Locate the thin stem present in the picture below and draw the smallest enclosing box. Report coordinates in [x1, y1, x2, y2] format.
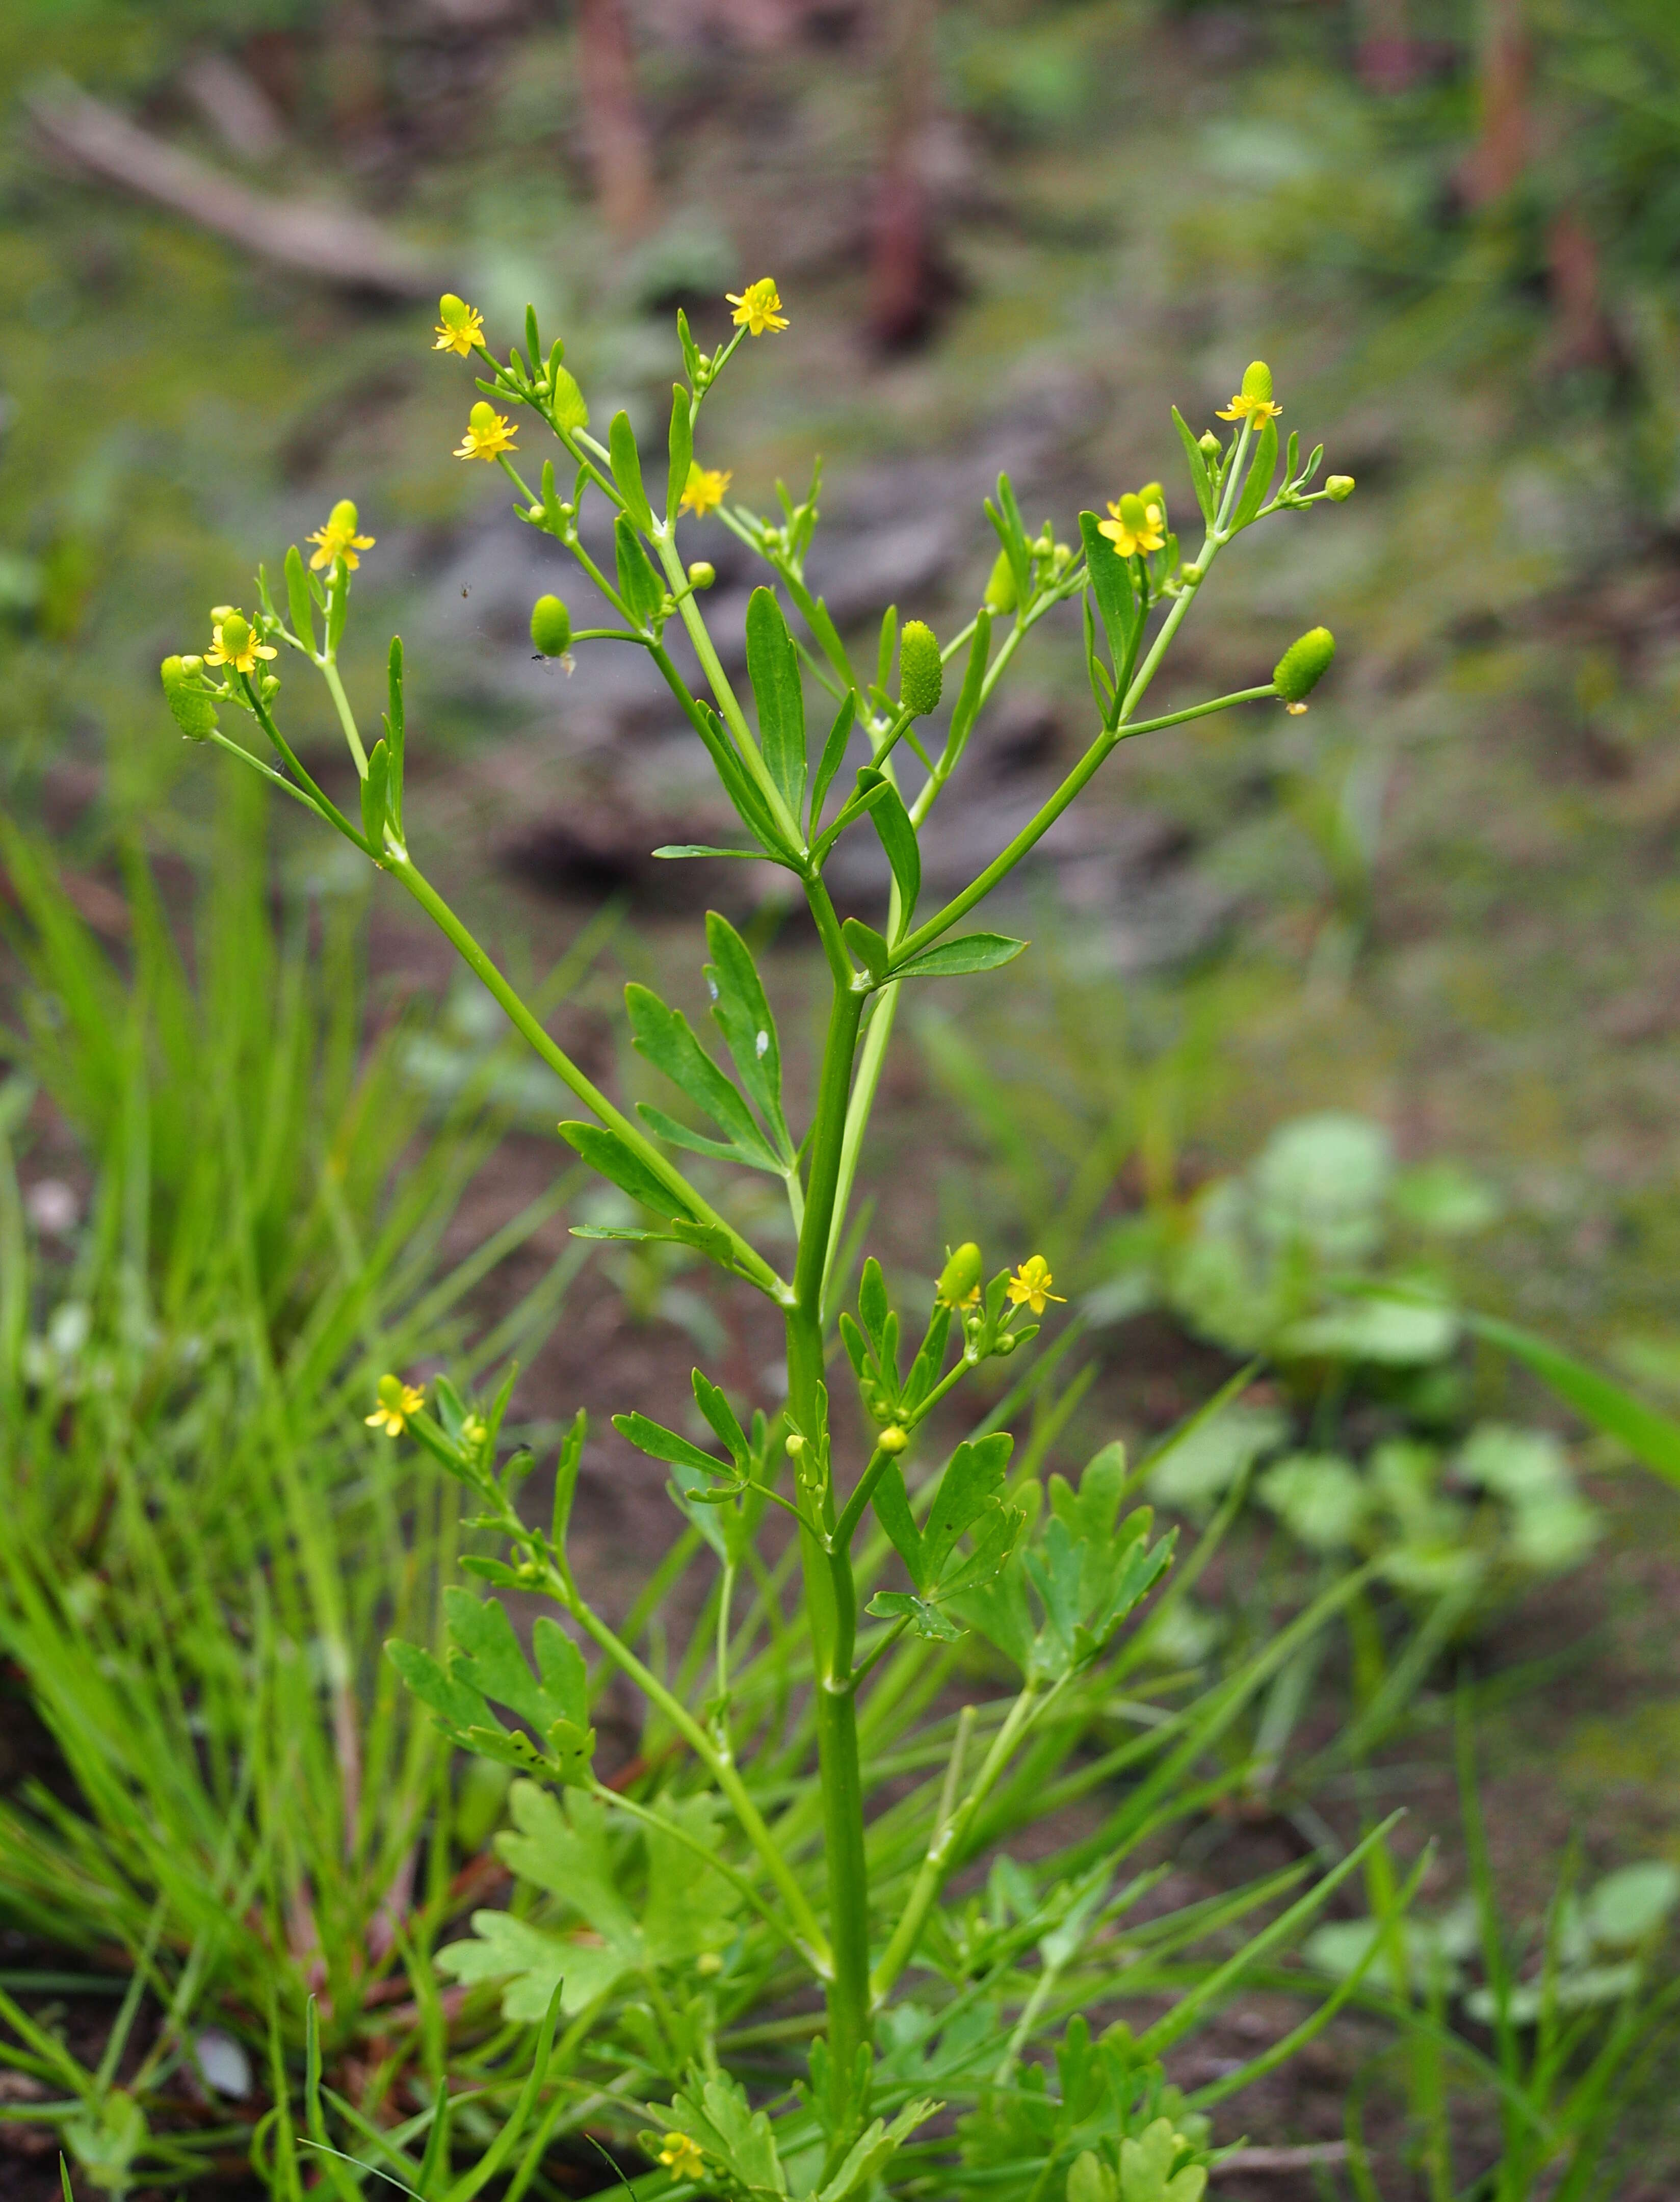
[320, 661, 370, 777]
[389, 857, 790, 1304]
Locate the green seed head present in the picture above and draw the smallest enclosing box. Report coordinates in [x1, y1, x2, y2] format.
[899, 620, 942, 717]
[161, 656, 217, 740]
[530, 594, 572, 657]
[1241, 359, 1273, 404]
[218, 611, 251, 657]
[329, 496, 359, 535]
[936, 1241, 983, 1309]
[1273, 626, 1336, 703]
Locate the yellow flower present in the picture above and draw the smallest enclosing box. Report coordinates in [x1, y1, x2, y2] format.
[366, 1374, 426, 1437]
[307, 498, 376, 572]
[203, 611, 278, 676]
[1097, 492, 1166, 561]
[1216, 360, 1282, 429]
[433, 293, 485, 356]
[725, 277, 788, 336]
[455, 401, 518, 462]
[1006, 1257, 1065, 1316]
[658, 2133, 707, 2181]
[679, 462, 733, 517]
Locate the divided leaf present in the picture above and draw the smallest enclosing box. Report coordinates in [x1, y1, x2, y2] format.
[627, 982, 781, 1172]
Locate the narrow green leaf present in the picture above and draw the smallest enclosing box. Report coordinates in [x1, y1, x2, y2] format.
[1229, 417, 1278, 532]
[549, 364, 588, 433]
[860, 772, 920, 937]
[1467, 1311, 1680, 1492]
[608, 409, 653, 529]
[745, 587, 807, 823]
[651, 844, 763, 859]
[809, 692, 857, 833]
[284, 543, 316, 650]
[870, 1461, 925, 1589]
[693, 706, 795, 861]
[888, 932, 1028, 981]
[359, 739, 389, 853]
[942, 611, 991, 770]
[703, 911, 793, 1159]
[842, 916, 889, 983]
[667, 383, 693, 521]
[693, 1369, 750, 1466]
[1078, 511, 1141, 671]
[858, 1257, 891, 1364]
[876, 606, 898, 697]
[558, 1120, 694, 1218]
[615, 515, 664, 627]
[383, 635, 404, 832]
[1171, 406, 1215, 527]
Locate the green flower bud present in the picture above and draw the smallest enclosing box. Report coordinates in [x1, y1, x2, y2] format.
[161, 656, 217, 740]
[899, 620, 942, 717]
[983, 547, 1017, 614]
[687, 560, 716, 589]
[1197, 431, 1221, 458]
[877, 1425, 910, 1455]
[1241, 360, 1273, 404]
[784, 1432, 806, 1458]
[1273, 626, 1335, 704]
[936, 1241, 983, 1309]
[210, 604, 234, 622]
[530, 594, 572, 657]
[993, 1330, 1019, 1357]
[1325, 475, 1355, 502]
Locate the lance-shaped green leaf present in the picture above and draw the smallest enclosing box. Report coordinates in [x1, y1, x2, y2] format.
[284, 543, 316, 650]
[745, 586, 807, 823]
[1228, 417, 1278, 533]
[693, 1368, 750, 1467]
[626, 982, 781, 1171]
[1172, 405, 1216, 527]
[383, 635, 404, 832]
[888, 932, 1028, 982]
[359, 738, 390, 853]
[986, 473, 1032, 608]
[608, 408, 653, 530]
[808, 691, 857, 833]
[614, 1408, 736, 1484]
[703, 911, 794, 1161]
[1079, 511, 1141, 673]
[549, 362, 588, 433]
[843, 916, 889, 983]
[615, 514, 665, 628]
[667, 383, 694, 521]
[939, 610, 991, 776]
[860, 771, 920, 937]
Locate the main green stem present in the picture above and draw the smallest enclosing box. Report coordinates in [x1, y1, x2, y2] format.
[786, 976, 873, 2103]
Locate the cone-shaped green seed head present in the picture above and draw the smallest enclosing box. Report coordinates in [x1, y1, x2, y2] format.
[329, 496, 359, 533]
[161, 656, 217, 740]
[1273, 626, 1335, 702]
[1241, 360, 1273, 403]
[899, 620, 942, 717]
[218, 612, 251, 656]
[983, 547, 1017, 614]
[530, 594, 572, 657]
[937, 1242, 983, 1308]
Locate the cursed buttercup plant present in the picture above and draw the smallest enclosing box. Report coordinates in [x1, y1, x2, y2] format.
[167, 287, 1366, 2198]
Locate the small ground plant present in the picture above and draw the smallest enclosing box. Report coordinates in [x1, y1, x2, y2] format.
[153, 283, 1392, 2196]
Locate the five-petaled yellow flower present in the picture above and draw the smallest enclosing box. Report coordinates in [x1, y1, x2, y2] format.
[455, 401, 518, 462]
[366, 1374, 426, 1437]
[658, 2133, 707, 2182]
[307, 499, 376, 572]
[203, 611, 277, 676]
[1097, 492, 1166, 561]
[433, 293, 485, 356]
[680, 462, 733, 517]
[1217, 361, 1282, 430]
[1006, 1257, 1065, 1316]
[726, 277, 788, 336]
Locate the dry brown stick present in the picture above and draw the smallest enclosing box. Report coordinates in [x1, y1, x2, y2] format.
[1214, 2142, 1353, 2175]
[27, 77, 440, 298]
